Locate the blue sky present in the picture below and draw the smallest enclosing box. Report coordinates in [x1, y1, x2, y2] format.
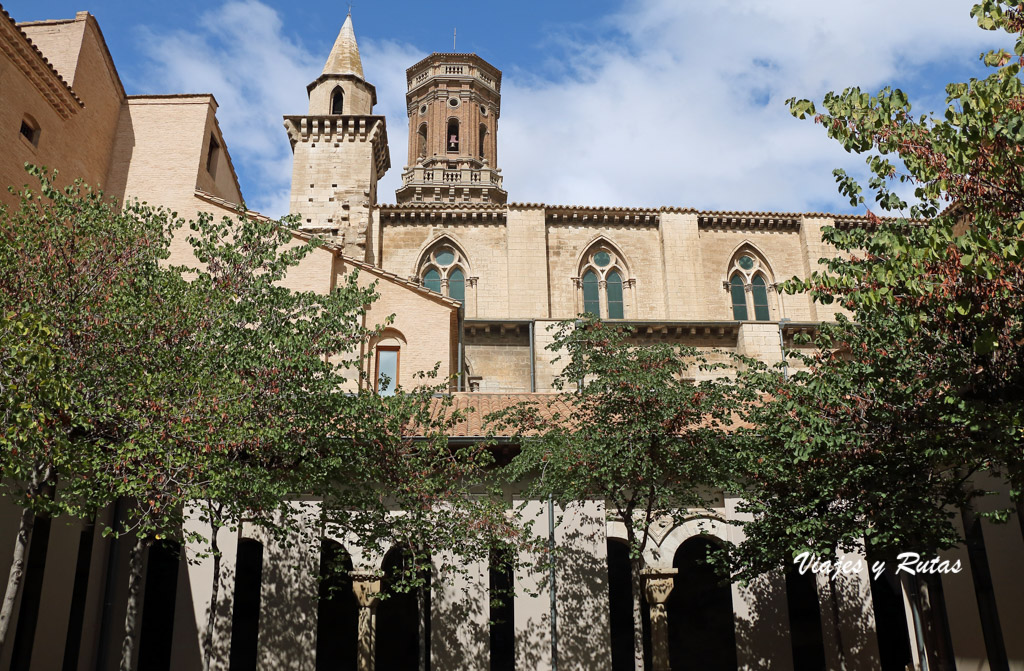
[8, 1, 1009, 216]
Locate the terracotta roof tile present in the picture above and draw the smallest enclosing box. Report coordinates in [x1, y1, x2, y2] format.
[427, 393, 575, 438]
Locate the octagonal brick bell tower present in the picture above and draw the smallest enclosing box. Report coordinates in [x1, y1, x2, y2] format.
[395, 53, 506, 204]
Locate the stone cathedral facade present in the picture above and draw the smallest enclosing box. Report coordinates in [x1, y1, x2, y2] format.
[2, 7, 1023, 671]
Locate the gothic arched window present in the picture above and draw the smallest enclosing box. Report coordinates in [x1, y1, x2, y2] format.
[727, 250, 774, 321]
[447, 119, 460, 153]
[420, 241, 470, 304]
[478, 124, 487, 158]
[577, 244, 631, 319]
[418, 123, 428, 158]
[331, 86, 344, 115]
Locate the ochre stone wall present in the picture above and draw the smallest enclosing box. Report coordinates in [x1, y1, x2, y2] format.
[2, 14, 123, 206]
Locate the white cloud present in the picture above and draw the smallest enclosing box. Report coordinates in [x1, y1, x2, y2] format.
[136, 0, 1007, 216]
[135, 0, 321, 216]
[494, 0, 1006, 212]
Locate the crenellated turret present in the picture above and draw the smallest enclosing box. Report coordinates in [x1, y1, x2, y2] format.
[284, 13, 389, 259]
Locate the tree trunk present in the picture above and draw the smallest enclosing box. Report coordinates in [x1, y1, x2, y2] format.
[0, 505, 35, 649]
[417, 580, 427, 671]
[630, 557, 644, 671]
[829, 581, 848, 671]
[202, 520, 222, 671]
[120, 536, 149, 671]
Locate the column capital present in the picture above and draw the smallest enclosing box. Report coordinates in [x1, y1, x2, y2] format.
[641, 568, 678, 605]
[351, 571, 382, 608]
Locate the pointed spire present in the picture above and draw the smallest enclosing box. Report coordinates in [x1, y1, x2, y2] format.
[322, 13, 364, 78]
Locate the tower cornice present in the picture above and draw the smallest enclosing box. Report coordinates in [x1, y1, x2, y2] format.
[306, 73, 377, 106]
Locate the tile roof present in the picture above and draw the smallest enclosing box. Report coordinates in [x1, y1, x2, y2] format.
[192, 191, 463, 311]
[427, 393, 576, 438]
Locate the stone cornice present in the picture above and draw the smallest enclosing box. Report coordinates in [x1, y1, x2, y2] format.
[283, 114, 390, 180]
[1, 6, 83, 119]
[378, 203, 507, 224]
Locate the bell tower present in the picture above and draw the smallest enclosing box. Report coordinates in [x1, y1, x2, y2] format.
[395, 53, 506, 204]
[284, 13, 390, 259]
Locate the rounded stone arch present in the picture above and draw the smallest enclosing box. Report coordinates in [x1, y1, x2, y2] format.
[317, 537, 359, 670]
[649, 515, 731, 569]
[605, 513, 730, 569]
[445, 116, 460, 153]
[371, 327, 407, 350]
[371, 328, 406, 394]
[667, 531, 738, 671]
[376, 543, 432, 669]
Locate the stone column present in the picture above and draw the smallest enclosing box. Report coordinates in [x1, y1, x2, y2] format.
[351, 572, 381, 671]
[642, 568, 678, 671]
[467, 276, 479, 318]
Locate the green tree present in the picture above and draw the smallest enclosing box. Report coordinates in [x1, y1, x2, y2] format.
[315, 380, 518, 671]
[0, 167, 176, 650]
[492, 317, 739, 668]
[730, 3, 1024, 667]
[94, 208, 380, 671]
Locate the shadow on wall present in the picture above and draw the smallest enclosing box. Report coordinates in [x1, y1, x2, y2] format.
[730, 564, 883, 671]
[257, 524, 318, 671]
[728, 568, 796, 671]
[430, 555, 490, 671]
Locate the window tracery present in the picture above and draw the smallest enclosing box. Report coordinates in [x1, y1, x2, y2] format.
[577, 244, 631, 319]
[419, 241, 469, 304]
[727, 251, 773, 321]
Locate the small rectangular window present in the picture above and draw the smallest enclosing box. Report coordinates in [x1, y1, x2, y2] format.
[376, 347, 400, 396]
[19, 117, 40, 147]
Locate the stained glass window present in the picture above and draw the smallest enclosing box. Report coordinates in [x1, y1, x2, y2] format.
[449, 268, 465, 303]
[423, 268, 441, 293]
[607, 272, 624, 319]
[583, 270, 600, 316]
[752, 275, 770, 321]
[730, 275, 748, 321]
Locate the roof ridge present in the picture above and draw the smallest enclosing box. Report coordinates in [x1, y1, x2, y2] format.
[3, 6, 84, 115]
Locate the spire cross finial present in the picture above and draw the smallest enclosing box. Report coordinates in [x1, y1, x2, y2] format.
[453, 27, 456, 51]
[347, 3, 352, 16]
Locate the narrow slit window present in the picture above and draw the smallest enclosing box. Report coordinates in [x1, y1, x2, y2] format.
[206, 135, 221, 176]
[478, 124, 487, 158]
[376, 347, 399, 396]
[730, 275, 748, 321]
[752, 275, 770, 321]
[606, 271, 624, 319]
[423, 268, 441, 294]
[449, 268, 465, 304]
[582, 270, 600, 317]
[331, 87, 344, 115]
